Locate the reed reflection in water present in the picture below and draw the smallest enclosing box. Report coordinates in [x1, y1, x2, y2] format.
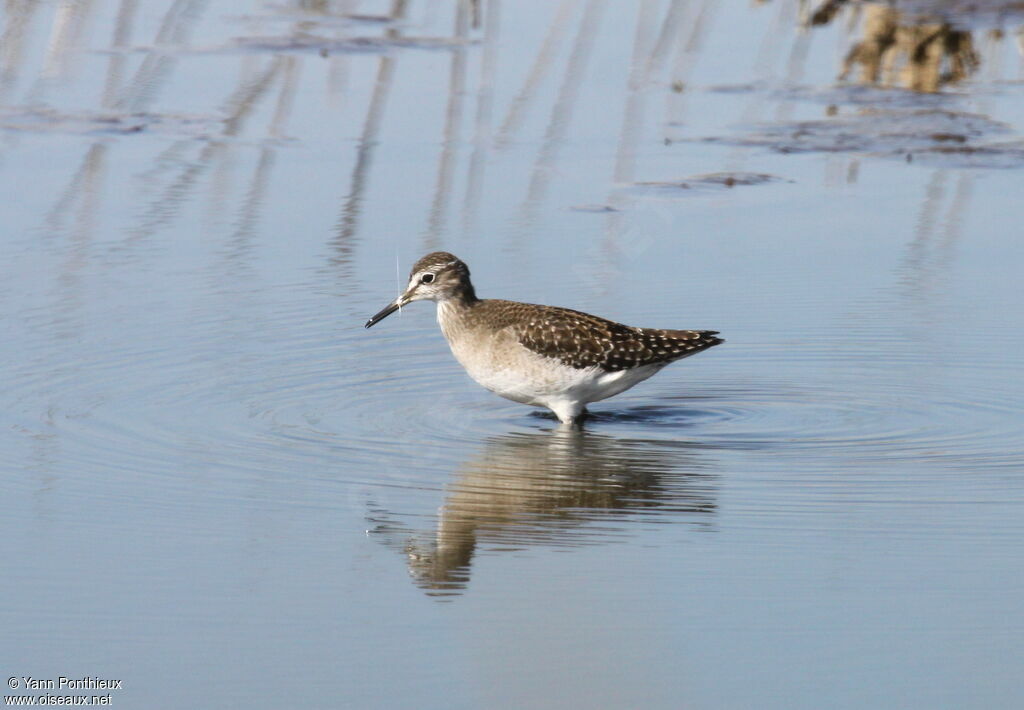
[3, 0, 1022, 262]
[811, 1, 981, 92]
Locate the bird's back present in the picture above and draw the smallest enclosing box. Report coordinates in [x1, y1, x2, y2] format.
[469, 299, 723, 372]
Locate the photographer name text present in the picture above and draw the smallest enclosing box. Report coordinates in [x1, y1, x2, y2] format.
[11, 679, 120, 692]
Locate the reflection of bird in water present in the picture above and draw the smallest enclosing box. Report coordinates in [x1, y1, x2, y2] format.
[365, 252, 722, 425]
[811, 3, 979, 92]
[401, 429, 717, 596]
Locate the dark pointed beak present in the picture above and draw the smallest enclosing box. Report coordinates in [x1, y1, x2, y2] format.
[364, 296, 408, 328]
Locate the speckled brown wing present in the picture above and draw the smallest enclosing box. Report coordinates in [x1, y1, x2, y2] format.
[480, 300, 723, 372]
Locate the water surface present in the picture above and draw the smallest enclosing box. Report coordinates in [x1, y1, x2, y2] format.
[2, 1, 1023, 708]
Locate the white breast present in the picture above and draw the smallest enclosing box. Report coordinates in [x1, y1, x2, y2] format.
[437, 301, 665, 410]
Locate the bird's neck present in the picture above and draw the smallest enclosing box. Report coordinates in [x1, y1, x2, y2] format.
[439, 280, 478, 310]
[437, 287, 479, 340]
[452, 279, 478, 304]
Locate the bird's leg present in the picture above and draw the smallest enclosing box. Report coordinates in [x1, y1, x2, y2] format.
[570, 407, 589, 428]
[552, 403, 589, 428]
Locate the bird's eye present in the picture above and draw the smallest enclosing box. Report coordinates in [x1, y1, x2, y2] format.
[421, 273, 435, 284]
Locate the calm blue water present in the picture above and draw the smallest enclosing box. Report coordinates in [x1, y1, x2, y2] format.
[2, 1, 1023, 708]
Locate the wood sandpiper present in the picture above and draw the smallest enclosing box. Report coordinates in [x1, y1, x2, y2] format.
[365, 252, 723, 425]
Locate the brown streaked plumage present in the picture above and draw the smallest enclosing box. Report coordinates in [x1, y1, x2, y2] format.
[365, 252, 723, 425]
